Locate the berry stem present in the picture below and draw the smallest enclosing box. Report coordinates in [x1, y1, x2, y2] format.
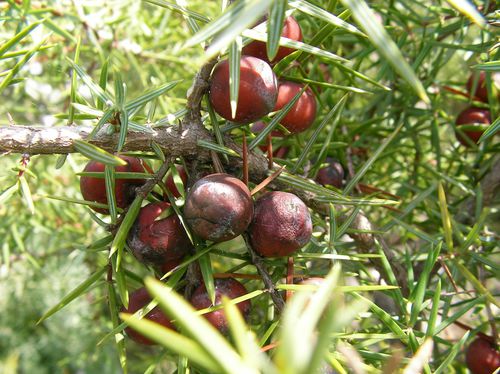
[243, 233, 285, 313]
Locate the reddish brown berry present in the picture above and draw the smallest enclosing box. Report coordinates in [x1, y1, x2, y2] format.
[209, 56, 278, 124]
[250, 121, 290, 158]
[249, 191, 312, 257]
[158, 257, 184, 275]
[273, 146, 290, 159]
[242, 16, 303, 64]
[80, 156, 145, 214]
[190, 278, 251, 334]
[316, 160, 344, 188]
[251, 120, 284, 138]
[466, 71, 489, 102]
[128, 202, 193, 265]
[274, 81, 316, 134]
[122, 287, 174, 345]
[455, 107, 491, 146]
[164, 165, 188, 198]
[183, 173, 253, 243]
[465, 337, 500, 374]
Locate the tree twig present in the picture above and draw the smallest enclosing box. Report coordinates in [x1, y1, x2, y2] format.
[0, 118, 405, 294]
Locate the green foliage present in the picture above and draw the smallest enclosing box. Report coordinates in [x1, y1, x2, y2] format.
[1, 0, 499, 373]
[0, 247, 119, 374]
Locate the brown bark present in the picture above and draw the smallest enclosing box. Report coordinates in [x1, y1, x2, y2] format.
[0, 122, 211, 157]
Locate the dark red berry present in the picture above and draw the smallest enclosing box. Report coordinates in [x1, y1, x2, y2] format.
[250, 121, 289, 158]
[242, 16, 303, 64]
[251, 120, 284, 138]
[274, 81, 316, 134]
[316, 160, 344, 188]
[465, 337, 500, 374]
[164, 165, 188, 198]
[273, 146, 290, 159]
[190, 278, 251, 334]
[183, 173, 253, 243]
[466, 71, 488, 102]
[249, 191, 312, 257]
[80, 156, 145, 214]
[455, 107, 491, 146]
[158, 257, 184, 275]
[209, 56, 278, 124]
[122, 287, 174, 345]
[128, 202, 193, 265]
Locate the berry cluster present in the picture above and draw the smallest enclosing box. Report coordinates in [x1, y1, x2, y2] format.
[75, 17, 335, 345]
[209, 16, 317, 138]
[74, 14, 500, 368]
[80, 165, 312, 344]
[122, 278, 251, 345]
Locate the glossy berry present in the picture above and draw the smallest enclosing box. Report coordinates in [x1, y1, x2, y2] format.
[273, 146, 290, 159]
[465, 337, 500, 374]
[251, 120, 284, 138]
[122, 287, 174, 345]
[183, 173, 253, 243]
[242, 16, 303, 64]
[209, 56, 278, 124]
[164, 165, 188, 198]
[249, 191, 312, 257]
[466, 71, 489, 102]
[455, 107, 491, 146]
[128, 202, 192, 266]
[80, 156, 145, 214]
[274, 81, 317, 134]
[250, 121, 289, 158]
[190, 278, 251, 334]
[316, 160, 344, 188]
[158, 257, 184, 276]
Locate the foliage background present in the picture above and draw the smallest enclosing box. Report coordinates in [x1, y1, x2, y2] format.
[0, 0, 498, 373]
